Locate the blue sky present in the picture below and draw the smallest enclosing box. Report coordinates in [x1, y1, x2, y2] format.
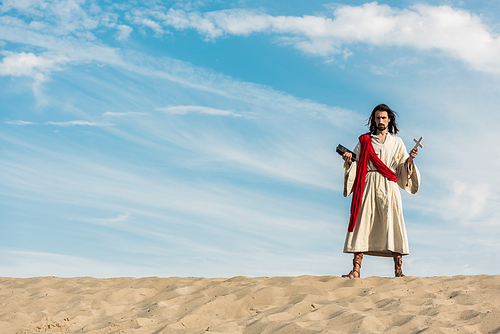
[1, 0, 500, 278]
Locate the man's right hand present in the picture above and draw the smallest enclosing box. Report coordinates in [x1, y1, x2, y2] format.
[343, 152, 353, 164]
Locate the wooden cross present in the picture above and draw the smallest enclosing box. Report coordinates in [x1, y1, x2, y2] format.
[412, 136, 424, 150]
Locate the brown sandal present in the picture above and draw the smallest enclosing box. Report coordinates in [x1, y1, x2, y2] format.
[342, 253, 363, 279]
[393, 253, 405, 277]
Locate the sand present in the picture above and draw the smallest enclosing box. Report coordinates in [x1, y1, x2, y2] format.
[1, 275, 499, 334]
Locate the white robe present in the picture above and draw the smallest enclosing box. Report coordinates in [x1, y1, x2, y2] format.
[343, 133, 420, 257]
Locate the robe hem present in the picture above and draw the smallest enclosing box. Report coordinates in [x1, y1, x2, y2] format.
[343, 250, 409, 257]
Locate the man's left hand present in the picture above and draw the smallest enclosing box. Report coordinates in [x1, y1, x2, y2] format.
[408, 147, 418, 165]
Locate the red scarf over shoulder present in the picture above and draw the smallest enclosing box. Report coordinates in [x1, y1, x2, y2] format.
[348, 133, 398, 232]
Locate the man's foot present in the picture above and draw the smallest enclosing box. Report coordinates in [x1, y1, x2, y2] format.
[393, 252, 405, 277]
[395, 270, 406, 277]
[341, 269, 360, 279]
[342, 253, 363, 279]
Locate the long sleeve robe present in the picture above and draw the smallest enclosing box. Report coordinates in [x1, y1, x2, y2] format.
[343, 133, 420, 257]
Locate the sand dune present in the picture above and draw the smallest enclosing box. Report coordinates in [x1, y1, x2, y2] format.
[1, 275, 499, 333]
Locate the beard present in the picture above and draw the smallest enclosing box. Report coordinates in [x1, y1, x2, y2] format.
[377, 124, 387, 131]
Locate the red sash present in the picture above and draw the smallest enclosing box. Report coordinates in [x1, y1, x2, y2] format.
[348, 133, 397, 232]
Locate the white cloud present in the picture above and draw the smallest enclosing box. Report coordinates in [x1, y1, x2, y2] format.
[91, 212, 132, 226]
[0, 18, 124, 68]
[0, 0, 47, 15]
[3, 1, 500, 75]
[440, 181, 500, 227]
[369, 57, 419, 76]
[159, 8, 223, 40]
[130, 15, 164, 35]
[1, 0, 100, 35]
[44, 120, 112, 126]
[116, 24, 133, 40]
[103, 111, 146, 117]
[0, 3, 124, 76]
[155, 3, 500, 74]
[0, 51, 68, 79]
[4, 120, 36, 125]
[202, 8, 270, 37]
[156, 105, 243, 117]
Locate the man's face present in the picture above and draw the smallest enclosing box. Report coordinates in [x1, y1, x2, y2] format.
[374, 111, 390, 132]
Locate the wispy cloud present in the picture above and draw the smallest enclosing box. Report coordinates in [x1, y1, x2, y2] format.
[156, 105, 243, 117]
[91, 212, 132, 226]
[0, 0, 100, 35]
[115, 24, 133, 41]
[128, 15, 164, 35]
[0, 135, 336, 256]
[154, 8, 270, 40]
[4, 120, 36, 125]
[443, 181, 496, 226]
[44, 120, 113, 126]
[103, 111, 147, 117]
[369, 57, 419, 76]
[0, 12, 124, 74]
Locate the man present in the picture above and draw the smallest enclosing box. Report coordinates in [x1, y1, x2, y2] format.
[341, 104, 420, 278]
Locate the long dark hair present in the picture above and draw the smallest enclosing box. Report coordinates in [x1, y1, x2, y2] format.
[367, 104, 399, 134]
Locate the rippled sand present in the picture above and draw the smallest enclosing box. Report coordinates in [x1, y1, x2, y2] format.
[1, 275, 499, 333]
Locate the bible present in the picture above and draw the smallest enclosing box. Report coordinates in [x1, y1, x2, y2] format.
[336, 144, 357, 161]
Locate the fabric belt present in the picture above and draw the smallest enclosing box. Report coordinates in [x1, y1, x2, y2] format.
[367, 169, 394, 173]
